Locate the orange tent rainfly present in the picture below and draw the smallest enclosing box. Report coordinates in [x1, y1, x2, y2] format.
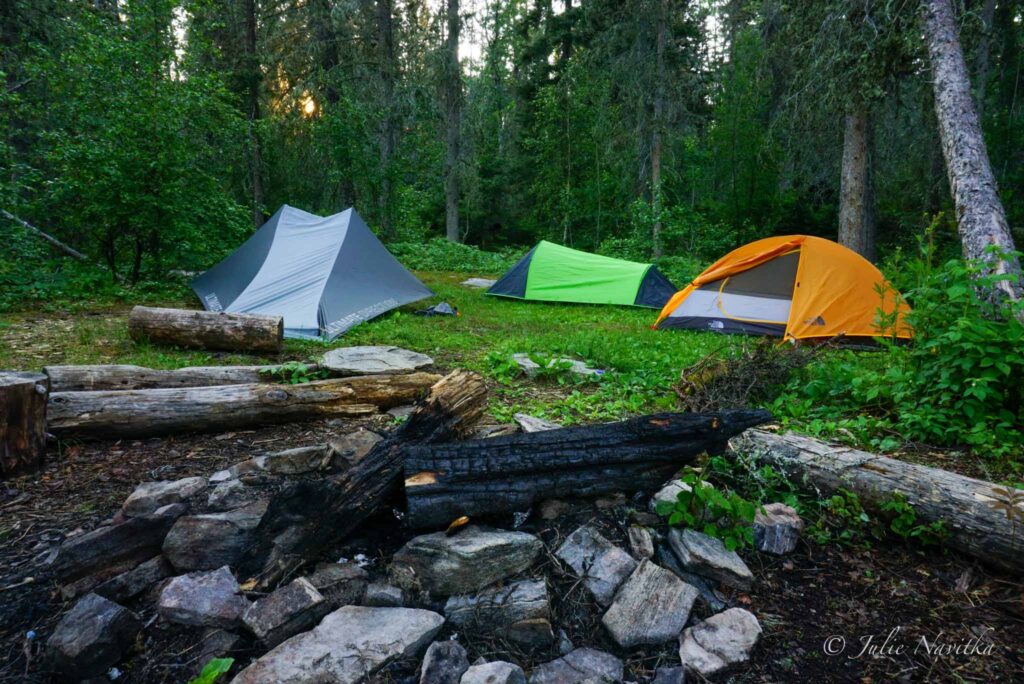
[654, 235, 912, 340]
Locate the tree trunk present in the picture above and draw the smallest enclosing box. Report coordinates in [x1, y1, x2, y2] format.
[377, 0, 398, 240]
[0, 372, 48, 479]
[404, 409, 772, 529]
[47, 372, 441, 439]
[43, 363, 322, 392]
[310, 0, 340, 106]
[244, 0, 264, 229]
[923, 0, 1023, 302]
[650, 0, 667, 258]
[838, 110, 876, 261]
[731, 429, 1024, 574]
[242, 369, 487, 587]
[444, 0, 462, 243]
[128, 306, 284, 354]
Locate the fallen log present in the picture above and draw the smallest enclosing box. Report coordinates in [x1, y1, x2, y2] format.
[43, 363, 320, 392]
[730, 430, 1024, 574]
[403, 409, 772, 529]
[128, 306, 284, 354]
[242, 369, 487, 588]
[47, 373, 441, 439]
[1, 371, 49, 479]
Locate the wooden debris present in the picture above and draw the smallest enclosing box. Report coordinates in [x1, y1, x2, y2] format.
[128, 305, 283, 354]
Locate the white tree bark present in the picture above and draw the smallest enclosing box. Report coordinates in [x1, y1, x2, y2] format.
[923, 0, 1023, 302]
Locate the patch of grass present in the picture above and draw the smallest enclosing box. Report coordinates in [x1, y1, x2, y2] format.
[0, 270, 735, 423]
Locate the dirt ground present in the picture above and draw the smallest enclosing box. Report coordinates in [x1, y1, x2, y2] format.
[1, 416, 1021, 683]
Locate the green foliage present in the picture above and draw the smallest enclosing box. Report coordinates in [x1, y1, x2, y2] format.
[879, 492, 948, 545]
[772, 248, 1024, 462]
[188, 657, 234, 684]
[261, 361, 328, 385]
[655, 469, 758, 551]
[388, 239, 519, 274]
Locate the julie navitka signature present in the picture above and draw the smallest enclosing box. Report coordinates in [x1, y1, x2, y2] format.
[822, 626, 997, 659]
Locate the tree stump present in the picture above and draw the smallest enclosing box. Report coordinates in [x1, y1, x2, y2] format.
[128, 306, 284, 354]
[1, 371, 49, 478]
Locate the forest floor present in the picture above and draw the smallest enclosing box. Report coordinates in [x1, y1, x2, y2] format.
[1, 271, 1022, 682]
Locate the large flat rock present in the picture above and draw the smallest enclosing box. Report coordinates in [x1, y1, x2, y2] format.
[243, 577, 328, 647]
[667, 528, 753, 591]
[232, 606, 444, 684]
[678, 607, 762, 677]
[392, 526, 542, 596]
[461, 661, 527, 684]
[420, 640, 469, 684]
[321, 346, 434, 376]
[555, 525, 636, 606]
[601, 560, 699, 647]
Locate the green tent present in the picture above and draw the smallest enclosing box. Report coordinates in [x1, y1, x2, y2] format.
[486, 240, 677, 308]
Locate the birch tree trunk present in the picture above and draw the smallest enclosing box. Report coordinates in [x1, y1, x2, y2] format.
[838, 110, 876, 261]
[923, 0, 1023, 302]
[444, 0, 462, 243]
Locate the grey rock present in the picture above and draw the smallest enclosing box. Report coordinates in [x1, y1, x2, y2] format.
[601, 560, 699, 648]
[650, 479, 692, 513]
[320, 345, 434, 375]
[460, 278, 497, 289]
[513, 413, 561, 433]
[388, 405, 416, 420]
[507, 618, 555, 650]
[121, 477, 205, 517]
[365, 582, 403, 607]
[420, 640, 470, 684]
[46, 593, 141, 680]
[445, 579, 549, 629]
[656, 547, 729, 613]
[557, 629, 574, 655]
[392, 526, 542, 596]
[207, 479, 257, 511]
[512, 354, 603, 378]
[678, 608, 762, 677]
[243, 577, 328, 647]
[158, 566, 249, 629]
[306, 562, 369, 609]
[754, 503, 804, 555]
[94, 555, 172, 603]
[255, 445, 331, 475]
[232, 606, 444, 684]
[461, 662, 527, 684]
[49, 504, 186, 582]
[162, 501, 267, 572]
[328, 429, 384, 468]
[652, 666, 686, 684]
[529, 648, 623, 684]
[555, 526, 637, 606]
[667, 528, 753, 591]
[627, 526, 654, 560]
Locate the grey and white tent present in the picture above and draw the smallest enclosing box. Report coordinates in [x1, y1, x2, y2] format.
[192, 205, 433, 340]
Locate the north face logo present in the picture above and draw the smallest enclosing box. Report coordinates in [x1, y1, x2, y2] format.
[709, 320, 725, 330]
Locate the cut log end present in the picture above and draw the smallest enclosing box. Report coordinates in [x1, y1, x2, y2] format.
[1, 371, 49, 479]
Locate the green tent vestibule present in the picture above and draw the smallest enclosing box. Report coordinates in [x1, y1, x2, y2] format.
[486, 240, 677, 308]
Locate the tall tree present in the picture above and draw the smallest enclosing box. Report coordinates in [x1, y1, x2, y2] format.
[444, 0, 462, 242]
[923, 0, 1022, 302]
[837, 110, 876, 260]
[243, 0, 264, 229]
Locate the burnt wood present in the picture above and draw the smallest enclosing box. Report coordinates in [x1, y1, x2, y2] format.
[403, 409, 772, 528]
[241, 369, 487, 588]
[0, 371, 49, 479]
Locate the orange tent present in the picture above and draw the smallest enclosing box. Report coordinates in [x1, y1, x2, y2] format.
[654, 235, 911, 340]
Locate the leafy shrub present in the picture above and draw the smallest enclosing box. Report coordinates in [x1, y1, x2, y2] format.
[655, 468, 758, 551]
[388, 238, 519, 274]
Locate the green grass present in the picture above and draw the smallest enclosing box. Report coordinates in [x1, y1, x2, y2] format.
[0, 270, 736, 425]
